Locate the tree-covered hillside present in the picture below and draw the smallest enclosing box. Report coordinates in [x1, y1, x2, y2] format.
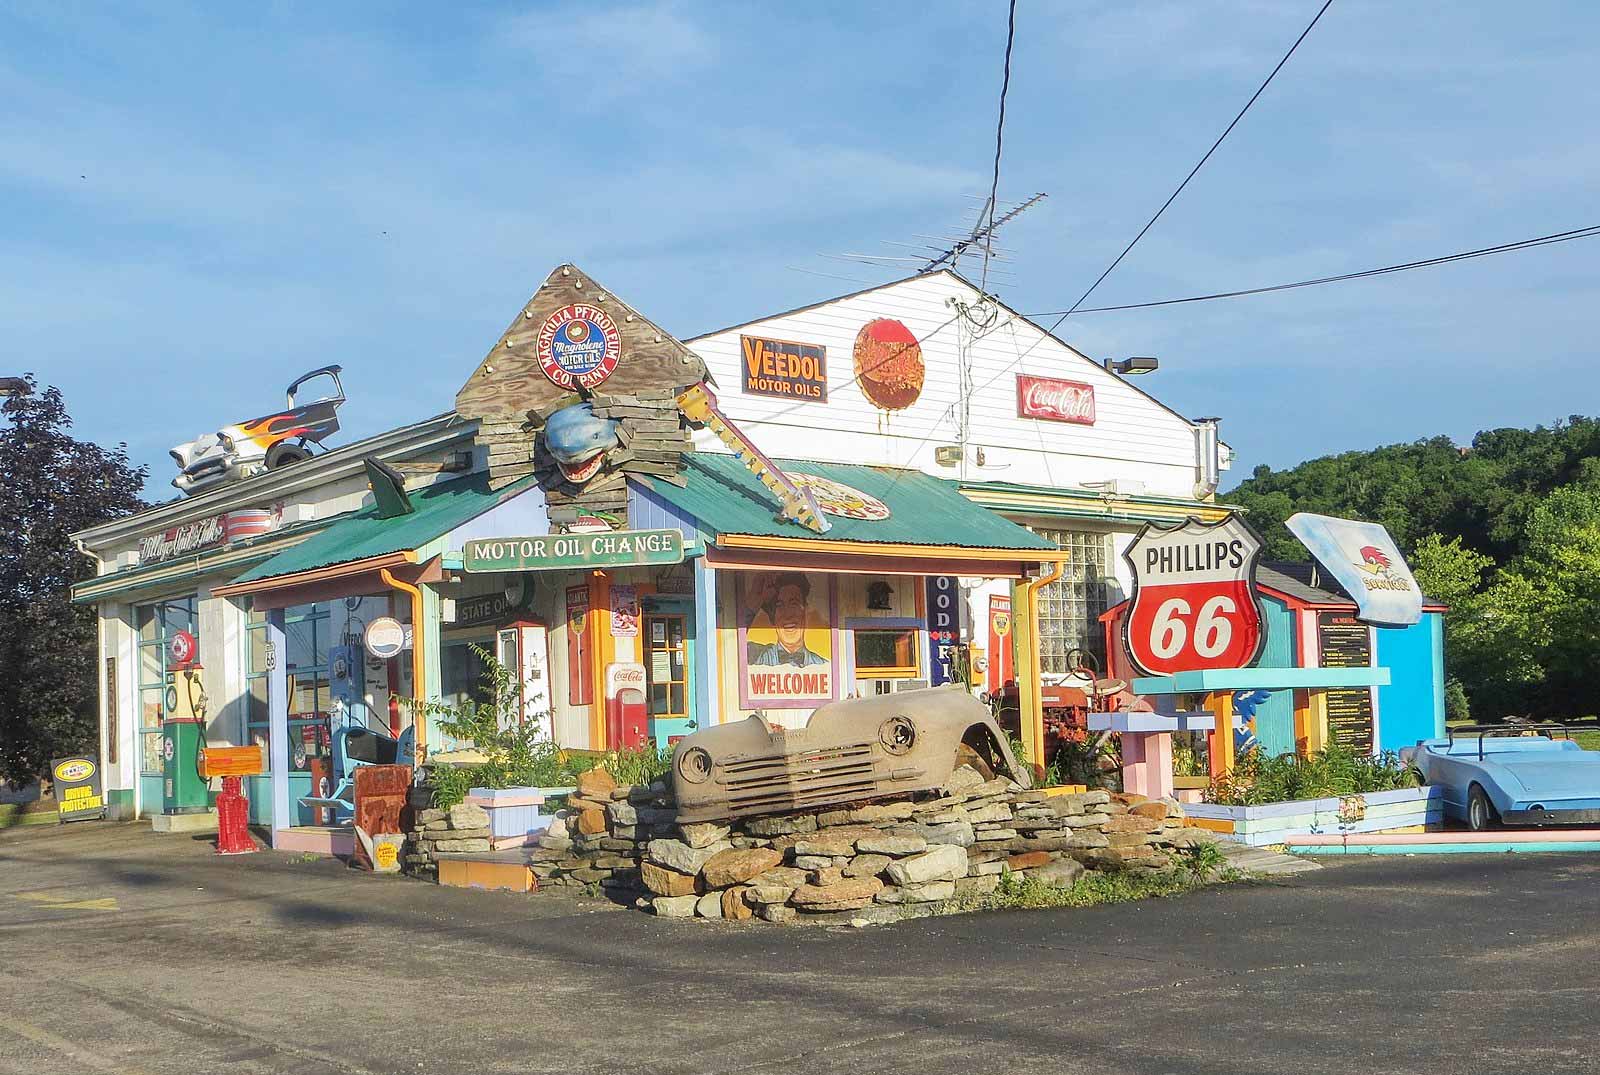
[1226, 417, 1600, 722]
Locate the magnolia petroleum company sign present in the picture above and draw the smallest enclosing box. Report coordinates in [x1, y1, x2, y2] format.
[1122, 515, 1266, 677]
[1016, 375, 1096, 426]
[535, 303, 622, 390]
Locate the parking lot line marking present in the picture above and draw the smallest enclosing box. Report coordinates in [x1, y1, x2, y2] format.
[11, 891, 119, 911]
[0, 1013, 155, 1075]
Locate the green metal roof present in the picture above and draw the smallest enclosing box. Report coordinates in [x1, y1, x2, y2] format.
[651, 453, 1056, 550]
[231, 473, 534, 585]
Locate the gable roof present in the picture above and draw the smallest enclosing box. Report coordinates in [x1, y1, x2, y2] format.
[684, 267, 1208, 435]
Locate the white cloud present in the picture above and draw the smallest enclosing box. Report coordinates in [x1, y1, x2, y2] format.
[497, 1, 715, 85]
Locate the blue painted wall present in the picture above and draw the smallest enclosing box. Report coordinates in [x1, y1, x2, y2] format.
[1252, 595, 1298, 756]
[1375, 612, 1445, 752]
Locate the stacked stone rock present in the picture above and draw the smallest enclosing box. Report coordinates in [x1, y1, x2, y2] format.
[404, 801, 494, 878]
[526, 768, 674, 896]
[520, 765, 1191, 924]
[409, 768, 1193, 917]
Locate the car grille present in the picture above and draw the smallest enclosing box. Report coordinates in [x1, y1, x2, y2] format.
[717, 742, 881, 818]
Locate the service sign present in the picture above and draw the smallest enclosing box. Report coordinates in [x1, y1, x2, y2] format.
[52, 755, 105, 823]
[740, 335, 828, 402]
[463, 529, 684, 572]
[925, 575, 959, 687]
[536, 303, 622, 390]
[1123, 515, 1266, 677]
[1285, 512, 1423, 627]
[1016, 375, 1096, 426]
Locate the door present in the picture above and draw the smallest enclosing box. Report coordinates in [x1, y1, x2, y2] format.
[643, 612, 691, 745]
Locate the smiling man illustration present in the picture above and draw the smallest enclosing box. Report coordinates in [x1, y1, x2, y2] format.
[746, 572, 828, 668]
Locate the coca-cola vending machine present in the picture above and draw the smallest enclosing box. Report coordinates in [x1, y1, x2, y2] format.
[604, 662, 648, 750]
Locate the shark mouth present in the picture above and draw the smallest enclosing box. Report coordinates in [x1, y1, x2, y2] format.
[556, 451, 607, 485]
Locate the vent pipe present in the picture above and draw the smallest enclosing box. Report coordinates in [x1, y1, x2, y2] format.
[1193, 417, 1222, 501]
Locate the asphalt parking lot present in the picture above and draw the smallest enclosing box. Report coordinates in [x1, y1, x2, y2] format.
[2, 821, 1596, 1075]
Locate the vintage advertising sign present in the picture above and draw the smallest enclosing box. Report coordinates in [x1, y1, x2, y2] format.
[1122, 515, 1266, 677]
[168, 629, 198, 668]
[566, 585, 593, 705]
[139, 514, 226, 564]
[740, 335, 827, 402]
[52, 756, 106, 823]
[535, 303, 622, 390]
[790, 474, 890, 520]
[925, 576, 959, 687]
[463, 529, 684, 572]
[1016, 375, 1096, 426]
[986, 594, 1014, 694]
[363, 617, 407, 660]
[1285, 513, 1423, 627]
[737, 571, 837, 709]
[853, 318, 924, 411]
[610, 584, 640, 638]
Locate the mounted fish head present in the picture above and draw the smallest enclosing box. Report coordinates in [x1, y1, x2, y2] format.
[542, 402, 621, 485]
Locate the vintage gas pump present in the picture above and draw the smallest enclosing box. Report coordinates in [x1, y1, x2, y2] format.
[604, 662, 648, 750]
[161, 630, 210, 815]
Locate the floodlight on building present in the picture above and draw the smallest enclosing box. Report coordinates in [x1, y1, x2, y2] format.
[1104, 357, 1159, 376]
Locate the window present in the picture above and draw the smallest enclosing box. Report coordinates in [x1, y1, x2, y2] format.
[853, 628, 920, 677]
[1034, 528, 1112, 674]
[135, 597, 198, 775]
[244, 604, 333, 772]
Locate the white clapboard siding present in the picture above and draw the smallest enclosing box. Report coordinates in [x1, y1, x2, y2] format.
[685, 271, 1207, 498]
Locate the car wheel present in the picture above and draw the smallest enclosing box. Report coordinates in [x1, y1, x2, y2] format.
[266, 442, 311, 469]
[1467, 783, 1498, 832]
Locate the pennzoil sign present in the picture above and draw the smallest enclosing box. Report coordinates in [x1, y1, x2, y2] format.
[1123, 515, 1266, 677]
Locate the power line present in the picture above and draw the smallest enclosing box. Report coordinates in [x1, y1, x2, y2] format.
[963, 0, 1336, 404]
[1027, 224, 1600, 317]
[979, 0, 1019, 293]
[1056, 0, 1336, 321]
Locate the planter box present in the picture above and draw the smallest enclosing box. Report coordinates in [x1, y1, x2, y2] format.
[467, 786, 562, 847]
[1184, 786, 1443, 846]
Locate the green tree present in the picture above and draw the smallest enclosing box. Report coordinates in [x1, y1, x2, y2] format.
[0, 378, 146, 784]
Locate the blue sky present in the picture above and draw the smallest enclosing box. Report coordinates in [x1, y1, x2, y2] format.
[4, 1, 1596, 494]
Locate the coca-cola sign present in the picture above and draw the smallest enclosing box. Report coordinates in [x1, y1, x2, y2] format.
[1016, 375, 1096, 426]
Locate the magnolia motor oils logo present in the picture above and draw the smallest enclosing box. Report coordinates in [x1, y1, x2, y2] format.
[1123, 515, 1267, 677]
[1353, 544, 1415, 593]
[536, 303, 622, 390]
[53, 758, 95, 783]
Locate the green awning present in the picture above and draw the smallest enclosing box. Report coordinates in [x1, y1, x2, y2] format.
[225, 473, 535, 588]
[644, 453, 1056, 551]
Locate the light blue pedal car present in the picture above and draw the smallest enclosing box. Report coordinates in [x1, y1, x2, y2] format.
[1409, 724, 1600, 830]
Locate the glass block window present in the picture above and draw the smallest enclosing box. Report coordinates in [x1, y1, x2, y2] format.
[1034, 528, 1112, 674]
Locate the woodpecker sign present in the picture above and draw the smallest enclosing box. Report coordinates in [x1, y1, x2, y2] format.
[1122, 516, 1266, 677]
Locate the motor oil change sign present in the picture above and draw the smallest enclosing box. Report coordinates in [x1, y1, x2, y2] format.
[1123, 516, 1266, 677]
[52, 755, 106, 823]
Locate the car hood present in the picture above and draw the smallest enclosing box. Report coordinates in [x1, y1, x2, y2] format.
[1494, 752, 1600, 799]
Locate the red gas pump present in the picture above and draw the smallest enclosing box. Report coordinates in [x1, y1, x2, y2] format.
[604, 662, 648, 749]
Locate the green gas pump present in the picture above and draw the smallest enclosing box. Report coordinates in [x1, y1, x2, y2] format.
[161, 656, 210, 815]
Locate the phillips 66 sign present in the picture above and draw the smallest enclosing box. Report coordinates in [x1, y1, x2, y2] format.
[1122, 515, 1267, 677]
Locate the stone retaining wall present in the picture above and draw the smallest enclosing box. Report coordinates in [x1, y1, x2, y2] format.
[404, 800, 494, 878]
[526, 766, 1192, 923]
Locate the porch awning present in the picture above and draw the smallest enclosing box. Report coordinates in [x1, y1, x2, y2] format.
[214, 473, 536, 600]
[636, 453, 1059, 575]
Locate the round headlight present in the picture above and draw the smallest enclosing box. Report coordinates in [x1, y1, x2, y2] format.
[879, 715, 916, 756]
[677, 746, 712, 784]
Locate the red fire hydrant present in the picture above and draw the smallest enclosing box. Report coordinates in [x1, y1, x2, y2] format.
[215, 775, 257, 855]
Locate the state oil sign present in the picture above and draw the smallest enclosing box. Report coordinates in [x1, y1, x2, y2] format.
[1122, 516, 1266, 677]
[52, 755, 106, 823]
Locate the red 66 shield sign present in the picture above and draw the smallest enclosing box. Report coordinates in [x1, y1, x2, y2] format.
[1122, 516, 1266, 677]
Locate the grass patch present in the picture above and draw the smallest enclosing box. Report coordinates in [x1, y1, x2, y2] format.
[1572, 731, 1600, 752]
[945, 863, 1242, 914]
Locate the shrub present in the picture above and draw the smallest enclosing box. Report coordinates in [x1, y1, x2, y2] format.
[1204, 743, 1420, 807]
